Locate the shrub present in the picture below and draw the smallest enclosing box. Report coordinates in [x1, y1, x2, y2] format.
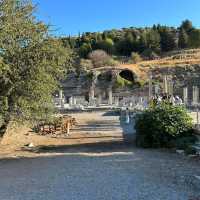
[115, 75, 133, 88]
[135, 103, 195, 148]
[88, 50, 111, 67]
[130, 52, 142, 64]
[141, 49, 159, 60]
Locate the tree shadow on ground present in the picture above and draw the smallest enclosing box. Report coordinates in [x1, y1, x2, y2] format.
[22, 140, 135, 154]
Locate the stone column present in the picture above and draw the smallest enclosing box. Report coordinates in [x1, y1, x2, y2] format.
[69, 96, 73, 106]
[89, 87, 95, 105]
[192, 86, 199, 105]
[154, 84, 159, 95]
[108, 88, 113, 105]
[73, 97, 77, 105]
[59, 90, 64, 108]
[97, 94, 102, 106]
[168, 80, 173, 95]
[163, 75, 168, 93]
[114, 97, 119, 107]
[183, 87, 188, 104]
[149, 72, 153, 100]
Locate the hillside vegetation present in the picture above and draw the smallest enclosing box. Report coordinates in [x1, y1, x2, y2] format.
[120, 48, 200, 80]
[60, 20, 200, 76]
[61, 20, 200, 59]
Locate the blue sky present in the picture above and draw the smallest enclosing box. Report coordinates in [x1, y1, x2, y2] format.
[33, 0, 200, 36]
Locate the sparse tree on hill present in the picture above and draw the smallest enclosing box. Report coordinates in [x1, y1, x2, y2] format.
[160, 29, 177, 52]
[178, 28, 189, 49]
[130, 52, 142, 63]
[96, 38, 114, 54]
[180, 19, 193, 34]
[146, 30, 161, 53]
[188, 29, 200, 48]
[79, 43, 92, 58]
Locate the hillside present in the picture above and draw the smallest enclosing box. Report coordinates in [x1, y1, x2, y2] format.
[120, 48, 200, 80]
[61, 20, 200, 60]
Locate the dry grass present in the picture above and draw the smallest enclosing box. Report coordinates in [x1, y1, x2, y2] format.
[120, 48, 200, 80]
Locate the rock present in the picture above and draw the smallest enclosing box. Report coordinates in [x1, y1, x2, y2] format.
[176, 149, 185, 154]
[194, 175, 200, 181]
[28, 143, 34, 148]
[190, 175, 200, 190]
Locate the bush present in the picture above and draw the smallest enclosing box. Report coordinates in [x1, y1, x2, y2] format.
[88, 50, 111, 67]
[130, 52, 142, 64]
[135, 103, 195, 148]
[115, 75, 133, 88]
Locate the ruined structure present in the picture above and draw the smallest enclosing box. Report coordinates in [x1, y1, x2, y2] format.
[58, 65, 148, 107]
[56, 49, 200, 108]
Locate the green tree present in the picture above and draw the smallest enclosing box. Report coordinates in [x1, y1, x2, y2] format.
[79, 43, 92, 58]
[137, 32, 147, 53]
[0, 0, 71, 134]
[96, 38, 114, 54]
[135, 103, 194, 148]
[180, 19, 193, 34]
[130, 52, 142, 63]
[178, 28, 189, 49]
[146, 30, 161, 53]
[115, 32, 136, 56]
[160, 29, 177, 52]
[188, 29, 200, 48]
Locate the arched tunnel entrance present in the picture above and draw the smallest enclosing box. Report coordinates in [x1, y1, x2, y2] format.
[119, 70, 135, 82]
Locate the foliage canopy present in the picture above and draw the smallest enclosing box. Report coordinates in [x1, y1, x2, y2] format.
[0, 0, 71, 133]
[135, 103, 194, 148]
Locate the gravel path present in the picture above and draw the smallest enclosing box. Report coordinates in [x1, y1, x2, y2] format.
[0, 148, 200, 200]
[0, 111, 200, 200]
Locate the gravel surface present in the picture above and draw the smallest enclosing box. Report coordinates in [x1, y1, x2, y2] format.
[0, 111, 200, 200]
[0, 148, 200, 200]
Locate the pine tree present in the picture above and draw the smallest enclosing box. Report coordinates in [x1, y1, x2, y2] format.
[178, 28, 189, 49]
[146, 30, 161, 53]
[180, 20, 193, 34]
[188, 29, 200, 48]
[160, 29, 177, 51]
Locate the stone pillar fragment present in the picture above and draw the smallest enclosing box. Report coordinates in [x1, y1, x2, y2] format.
[69, 96, 73, 106]
[149, 72, 152, 100]
[108, 88, 113, 105]
[163, 75, 168, 93]
[59, 90, 64, 108]
[168, 80, 173, 95]
[154, 84, 159, 95]
[114, 97, 119, 107]
[97, 94, 102, 106]
[89, 87, 95, 106]
[183, 87, 188, 104]
[73, 97, 77, 105]
[192, 86, 199, 105]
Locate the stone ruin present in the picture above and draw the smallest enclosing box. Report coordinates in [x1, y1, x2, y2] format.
[54, 63, 200, 110]
[54, 65, 149, 109]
